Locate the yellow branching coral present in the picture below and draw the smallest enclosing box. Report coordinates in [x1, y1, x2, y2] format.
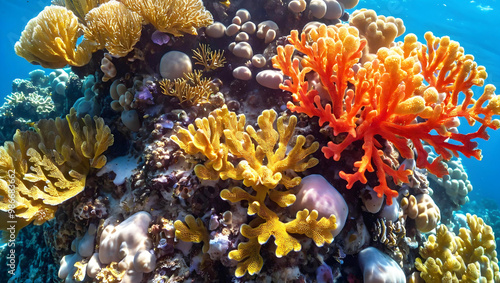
[84, 0, 143, 57]
[0, 108, 114, 236]
[172, 105, 337, 277]
[174, 214, 210, 253]
[159, 70, 214, 105]
[192, 44, 226, 71]
[120, 0, 213, 36]
[15, 6, 95, 69]
[415, 214, 500, 282]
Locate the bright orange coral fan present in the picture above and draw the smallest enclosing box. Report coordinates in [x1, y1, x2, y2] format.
[272, 24, 500, 204]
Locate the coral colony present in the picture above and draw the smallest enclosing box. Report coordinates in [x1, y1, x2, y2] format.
[1, 0, 500, 282]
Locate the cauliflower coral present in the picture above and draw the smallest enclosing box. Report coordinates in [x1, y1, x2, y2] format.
[272, 24, 500, 205]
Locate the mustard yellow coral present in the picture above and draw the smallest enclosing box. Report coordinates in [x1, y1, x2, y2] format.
[54, 0, 109, 22]
[120, 0, 213, 36]
[415, 214, 500, 282]
[84, 0, 143, 57]
[15, 6, 95, 68]
[172, 106, 338, 277]
[0, 109, 114, 236]
[174, 214, 210, 253]
[159, 70, 215, 105]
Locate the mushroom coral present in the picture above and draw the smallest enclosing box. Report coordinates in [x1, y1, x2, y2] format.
[120, 0, 213, 36]
[14, 6, 95, 69]
[84, 0, 143, 57]
[0, 109, 114, 237]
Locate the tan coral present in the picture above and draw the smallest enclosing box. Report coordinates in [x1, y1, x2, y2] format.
[15, 6, 95, 68]
[401, 194, 440, 233]
[0, 108, 114, 236]
[84, 0, 143, 57]
[54, 0, 110, 22]
[120, 0, 213, 36]
[349, 9, 405, 53]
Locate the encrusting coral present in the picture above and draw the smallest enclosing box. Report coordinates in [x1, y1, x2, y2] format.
[0, 108, 114, 236]
[415, 213, 500, 282]
[172, 105, 338, 277]
[119, 0, 213, 37]
[15, 6, 95, 69]
[83, 0, 143, 57]
[272, 24, 500, 205]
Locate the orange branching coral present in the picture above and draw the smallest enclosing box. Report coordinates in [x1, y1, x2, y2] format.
[120, 0, 213, 37]
[192, 43, 226, 71]
[84, 0, 143, 57]
[15, 6, 96, 68]
[272, 24, 500, 205]
[0, 109, 114, 236]
[174, 214, 210, 253]
[172, 105, 337, 277]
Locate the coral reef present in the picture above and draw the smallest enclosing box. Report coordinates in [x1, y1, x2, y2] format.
[4, 0, 500, 282]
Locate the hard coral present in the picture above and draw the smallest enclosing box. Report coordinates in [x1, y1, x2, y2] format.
[172, 105, 338, 277]
[120, 0, 213, 37]
[272, 24, 500, 205]
[415, 214, 500, 282]
[84, 0, 143, 57]
[15, 6, 95, 68]
[0, 108, 114, 236]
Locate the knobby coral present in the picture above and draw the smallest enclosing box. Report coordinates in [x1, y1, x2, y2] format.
[119, 0, 213, 36]
[0, 108, 114, 236]
[172, 105, 338, 277]
[15, 6, 95, 69]
[84, 0, 143, 57]
[272, 24, 500, 205]
[415, 214, 500, 282]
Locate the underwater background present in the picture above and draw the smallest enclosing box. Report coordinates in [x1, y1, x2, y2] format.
[1, 0, 500, 282]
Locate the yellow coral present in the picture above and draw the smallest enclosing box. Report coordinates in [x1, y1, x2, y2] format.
[14, 6, 95, 68]
[84, 0, 143, 57]
[415, 214, 500, 282]
[0, 109, 114, 236]
[159, 70, 215, 105]
[174, 214, 210, 253]
[95, 262, 125, 283]
[54, 0, 109, 22]
[171, 106, 337, 277]
[120, 0, 213, 36]
[192, 43, 226, 71]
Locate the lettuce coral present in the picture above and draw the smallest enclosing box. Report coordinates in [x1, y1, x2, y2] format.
[120, 0, 213, 37]
[83, 0, 143, 57]
[172, 105, 338, 277]
[15, 6, 95, 68]
[0, 108, 114, 236]
[272, 24, 500, 205]
[415, 214, 500, 282]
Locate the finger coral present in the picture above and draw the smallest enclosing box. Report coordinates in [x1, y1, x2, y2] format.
[0, 108, 114, 236]
[84, 0, 143, 57]
[120, 0, 213, 37]
[192, 43, 226, 71]
[415, 214, 500, 282]
[172, 105, 337, 277]
[159, 70, 215, 105]
[272, 24, 500, 205]
[15, 6, 95, 68]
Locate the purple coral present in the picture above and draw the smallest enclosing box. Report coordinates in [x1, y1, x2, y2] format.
[151, 31, 171, 45]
